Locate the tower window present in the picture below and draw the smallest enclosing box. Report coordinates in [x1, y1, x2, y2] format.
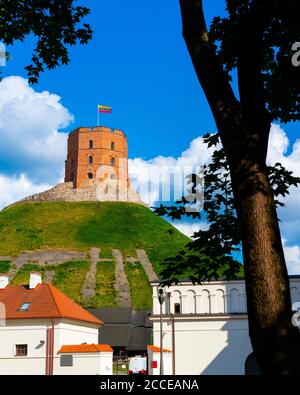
[88, 172, 93, 179]
[89, 140, 93, 149]
[89, 156, 93, 164]
[111, 142, 115, 150]
[111, 157, 115, 166]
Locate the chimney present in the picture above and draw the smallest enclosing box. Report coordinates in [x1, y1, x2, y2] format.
[0, 274, 9, 289]
[29, 272, 42, 289]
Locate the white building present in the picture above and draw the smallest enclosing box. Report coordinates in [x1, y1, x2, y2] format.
[0, 272, 113, 375]
[149, 276, 300, 375]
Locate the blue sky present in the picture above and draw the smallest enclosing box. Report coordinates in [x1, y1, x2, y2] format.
[0, 0, 299, 272]
[3, 0, 298, 157]
[4, 0, 215, 159]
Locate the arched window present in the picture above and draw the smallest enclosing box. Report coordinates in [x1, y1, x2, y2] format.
[186, 290, 196, 314]
[89, 156, 93, 164]
[171, 290, 181, 314]
[111, 142, 115, 150]
[111, 157, 115, 166]
[230, 288, 240, 313]
[89, 140, 93, 148]
[201, 290, 210, 314]
[215, 289, 225, 314]
[88, 172, 93, 179]
[174, 303, 181, 314]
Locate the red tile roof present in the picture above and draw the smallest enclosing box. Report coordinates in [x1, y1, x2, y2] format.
[59, 344, 113, 353]
[0, 284, 102, 326]
[147, 345, 172, 353]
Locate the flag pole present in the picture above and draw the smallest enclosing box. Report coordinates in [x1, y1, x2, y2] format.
[97, 107, 99, 127]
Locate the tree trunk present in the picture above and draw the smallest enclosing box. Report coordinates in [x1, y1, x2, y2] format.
[178, 0, 300, 374]
[230, 156, 300, 374]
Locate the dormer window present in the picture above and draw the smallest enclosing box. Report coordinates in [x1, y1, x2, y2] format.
[19, 302, 31, 312]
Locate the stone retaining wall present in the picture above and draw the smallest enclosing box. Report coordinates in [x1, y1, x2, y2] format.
[8, 180, 143, 207]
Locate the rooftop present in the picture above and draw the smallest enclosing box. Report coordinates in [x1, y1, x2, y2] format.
[59, 344, 113, 353]
[0, 283, 102, 326]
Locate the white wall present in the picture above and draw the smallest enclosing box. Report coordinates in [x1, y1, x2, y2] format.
[0, 318, 102, 375]
[148, 350, 172, 375]
[153, 278, 300, 316]
[151, 278, 300, 375]
[54, 352, 113, 375]
[152, 316, 251, 375]
[0, 319, 47, 375]
[54, 319, 99, 351]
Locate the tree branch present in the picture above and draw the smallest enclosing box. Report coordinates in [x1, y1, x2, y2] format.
[179, 0, 239, 148]
[237, 3, 271, 155]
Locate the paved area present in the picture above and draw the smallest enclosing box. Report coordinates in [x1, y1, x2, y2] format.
[112, 249, 132, 307]
[11, 250, 87, 268]
[82, 247, 100, 300]
[136, 249, 158, 281]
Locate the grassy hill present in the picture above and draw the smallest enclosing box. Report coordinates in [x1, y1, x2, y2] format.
[0, 202, 190, 309]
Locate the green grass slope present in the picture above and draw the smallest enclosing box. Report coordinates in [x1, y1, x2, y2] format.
[0, 201, 190, 275]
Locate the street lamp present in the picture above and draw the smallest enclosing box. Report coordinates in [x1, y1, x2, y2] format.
[169, 312, 175, 375]
[157, 286, 165, 375]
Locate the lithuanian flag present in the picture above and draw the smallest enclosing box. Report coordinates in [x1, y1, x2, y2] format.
[98, 105, 112, 113]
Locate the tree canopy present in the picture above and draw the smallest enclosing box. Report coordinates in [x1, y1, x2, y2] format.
[0, 0, 92, 83]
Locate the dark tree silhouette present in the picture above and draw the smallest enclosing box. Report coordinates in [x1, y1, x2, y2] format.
[175, 0, 300, 374]
[0, 0, 92, 82]
[155, 134, 300, 284]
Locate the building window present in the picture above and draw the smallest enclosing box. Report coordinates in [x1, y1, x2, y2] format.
[88, 172, 93, 179]
[111, 142, 115, 150]
[174, 303, 181, 314]
[111, 157, 115, 166]
[60, 354, 73, 367]
[15, 344, 28, 356]
[89, 156, 93, 164]
[89, 140, 93, 148]
[110, 174, 116, 180]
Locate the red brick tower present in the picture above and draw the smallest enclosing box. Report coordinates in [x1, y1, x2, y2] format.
[65, 126, 129, 189]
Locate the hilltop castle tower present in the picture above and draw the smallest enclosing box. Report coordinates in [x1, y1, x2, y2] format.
[65, 126, 129, 189]
[13, 126, 142, 206]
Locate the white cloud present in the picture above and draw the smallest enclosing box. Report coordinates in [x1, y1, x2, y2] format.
[0, 76, 72, 184]
[268, 124, 300, 247]
[0, 173, 52, 209]
[282, 240, 300, 275]
[129, 135, 214, 206]
[169, 220, 209, 239]
[130, 124, 300, 271]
